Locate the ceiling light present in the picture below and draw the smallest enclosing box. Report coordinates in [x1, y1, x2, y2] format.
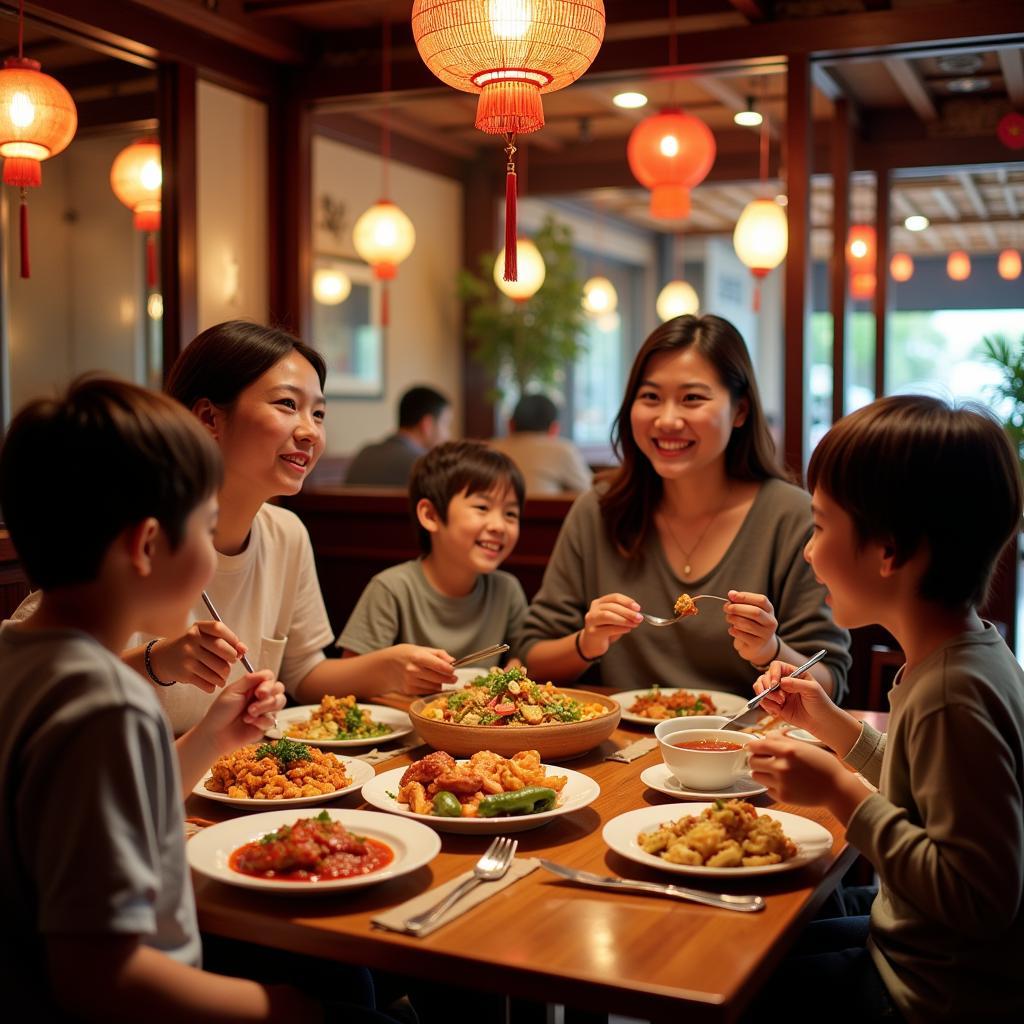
[947, 76, 990, 93]
[904, 215, 929, 231]
[613, 91, 648, 109]
[733, 97, 762, 128]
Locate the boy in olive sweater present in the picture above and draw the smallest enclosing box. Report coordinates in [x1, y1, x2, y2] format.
[746, 395, 1024, 1022]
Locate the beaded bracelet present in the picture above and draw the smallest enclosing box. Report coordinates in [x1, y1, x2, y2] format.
[144, 638, 175, 687]
[752, 635, 783, 672]
[574, 629, 602, 664]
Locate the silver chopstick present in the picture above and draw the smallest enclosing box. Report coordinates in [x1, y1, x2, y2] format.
[452, 642, 509, 668]
[201, 590, 255, 673]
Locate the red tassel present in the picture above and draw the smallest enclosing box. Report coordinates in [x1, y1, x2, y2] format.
[19, 191, 30, 279]
[381, 282, 389, 328]
[146, 233, 157, 289]
[504, 167, 517, 282]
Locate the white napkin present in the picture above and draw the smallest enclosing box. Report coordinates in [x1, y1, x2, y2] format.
[605, 737, 658, 763]
[372, 857, 539, 937]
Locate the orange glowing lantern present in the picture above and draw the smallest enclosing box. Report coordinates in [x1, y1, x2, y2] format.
[627, 110, 716, 219]
[0, 45, 77, 278]
[890, 252, 914, 283]
[846, 225, 876, 271]
[850, 271, 876, 300]
[110, 137, 162, 287]
[412, 1, 606, 281]
[947, 250, 971, 281]
[997, 248, 1022, 281]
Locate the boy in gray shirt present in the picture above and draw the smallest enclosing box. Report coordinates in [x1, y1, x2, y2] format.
[337, 441, 527, 690]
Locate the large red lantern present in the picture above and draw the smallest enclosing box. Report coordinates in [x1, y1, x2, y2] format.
[0, 49, 77, 278]
[850, 271, 876, 300]
[412, 1, 606, 280]
[847, 225, 876, 271]
[627, 110, 716, 219]
[110, 137, 161, 287]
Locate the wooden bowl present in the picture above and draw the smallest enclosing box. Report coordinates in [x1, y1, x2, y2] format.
[408, 688, 621, 761]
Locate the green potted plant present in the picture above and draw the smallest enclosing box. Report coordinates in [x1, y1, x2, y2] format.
[980, 333, 1024, 476]
[458, 215, 587, 401]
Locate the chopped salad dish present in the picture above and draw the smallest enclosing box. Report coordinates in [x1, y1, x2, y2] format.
[421, 666, 611, 727]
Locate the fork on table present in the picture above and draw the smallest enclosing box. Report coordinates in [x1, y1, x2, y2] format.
[403, 836, 518, 934]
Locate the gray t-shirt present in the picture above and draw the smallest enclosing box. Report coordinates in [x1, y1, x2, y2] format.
[0, 624, 200, 1000]
[344, 433, 424, 486]
[338, 559, 528, 663]
[516, 480, 850, 699]
[845, 623, 1024, 1021]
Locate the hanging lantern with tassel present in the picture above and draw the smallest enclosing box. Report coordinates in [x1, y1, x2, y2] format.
[890, 252, 914, 283]
[412, 1, 605, 281]
[0, 3, 77, 279]
[110, 137, 161, 289]
[947, 250, 971, 281]
[627, 110, 716, 219]
[997, 248, 1021, 281]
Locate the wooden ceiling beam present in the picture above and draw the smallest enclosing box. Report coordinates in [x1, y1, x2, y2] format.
[998, 48, 1024, 106]
[300, 0, 1024, 101]
[996, 167, 1020, 218]
[956, 170, 989, 219]
[930, 187, 959, 220]
[883, 57, 937, 122]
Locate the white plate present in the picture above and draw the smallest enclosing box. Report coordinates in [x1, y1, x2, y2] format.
[612, 687, 748, 726]
[187, 808, 441, 894]
[442, 667, 490, 691]
[784, 727, 828, 747]
[362, 762, 601, 833]
[639, 763, 768, 801]
[193, 755, 375, 809]
[267, 704, 413, 748]
[602, 803, 833, 878]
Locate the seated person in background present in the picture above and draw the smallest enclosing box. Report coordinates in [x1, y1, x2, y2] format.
[489, 392, 592, 494]
[335, 440, 528, 693]
[0, 378, 370, 1022]
[345, 384, 453, 486]
[746, 395, 1024, 1022]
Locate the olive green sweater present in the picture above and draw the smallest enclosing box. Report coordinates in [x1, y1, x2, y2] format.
[845, 623, 1024, 1021]
[516, 480, 850, 699]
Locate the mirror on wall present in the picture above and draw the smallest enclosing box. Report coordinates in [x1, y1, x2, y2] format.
[0, 14, 159, 425]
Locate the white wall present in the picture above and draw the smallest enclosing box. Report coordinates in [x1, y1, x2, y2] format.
[312, 135, 462, 456]
[3, 129, 142, 419]
[196, 80, 268, 331]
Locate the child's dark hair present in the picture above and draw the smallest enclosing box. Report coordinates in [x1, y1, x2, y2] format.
[165, 320, 326, 411]
[410, 440, 525, 554]
[807, 394, 1023, 609]
[0, 376, 223, 591]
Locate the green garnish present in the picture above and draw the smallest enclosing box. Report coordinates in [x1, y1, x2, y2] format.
[549, 701, 582, 723]
[315, 810, 332, 823]
[446, 691, 472, 710]
[385, 790, 397, 800]
[254, 737, 313, 766]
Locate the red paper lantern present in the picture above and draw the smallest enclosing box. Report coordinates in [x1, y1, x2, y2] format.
[627, 110, 716, 219]
[890, 252, 914, 283]
[846, 225, 876, 271]
[0, 55, 77, 278]
[947, 250, 971, 281]
[997, 248, 1022, 281]
[412, 1, 605, 280]
[997, 111, 1024, 150]
[850, 271, 876, 300]
[110, 137, 162, 287]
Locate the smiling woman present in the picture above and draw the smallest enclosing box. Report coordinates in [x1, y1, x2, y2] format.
[516, 314, 852, 700]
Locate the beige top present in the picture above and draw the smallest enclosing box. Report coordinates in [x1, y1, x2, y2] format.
[141, 503, 333, 735]
[845, 622, 1024, 1022]
[489, 433, 592, 494]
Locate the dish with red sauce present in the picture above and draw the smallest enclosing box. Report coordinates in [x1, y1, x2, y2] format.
[231, 810, 394, 882]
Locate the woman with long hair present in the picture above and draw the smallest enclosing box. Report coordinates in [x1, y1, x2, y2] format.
[518, 314, 850, 698]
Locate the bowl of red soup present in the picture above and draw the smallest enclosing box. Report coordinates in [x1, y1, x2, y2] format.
[187, 808, 441, 894]
[657, 728, 755, 791]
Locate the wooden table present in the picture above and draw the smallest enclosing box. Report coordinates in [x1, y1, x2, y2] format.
[189, 709, 887, 1023]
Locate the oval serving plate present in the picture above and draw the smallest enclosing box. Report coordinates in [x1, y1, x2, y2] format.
[187, 808, 441, 894]
[266, 704, 413, 748]
[193, 754, 375, 809]
[602, 803, 833, 878]
[612, 687, 748, 727]
[362, 762, 600, 834]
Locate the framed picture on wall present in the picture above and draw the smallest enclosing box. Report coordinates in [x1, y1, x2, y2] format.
[311, 257, 383, 398]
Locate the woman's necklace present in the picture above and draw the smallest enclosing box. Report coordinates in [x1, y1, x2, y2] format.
[660, 487, 733, 578]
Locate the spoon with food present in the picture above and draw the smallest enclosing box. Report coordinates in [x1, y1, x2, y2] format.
[642, 592, 728, 627]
